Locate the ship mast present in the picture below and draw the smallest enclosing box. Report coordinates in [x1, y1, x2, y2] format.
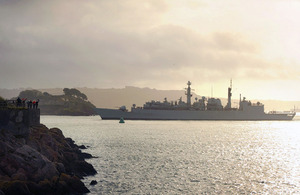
[225, 79, 232, 110]
[185, 81, 192, 107]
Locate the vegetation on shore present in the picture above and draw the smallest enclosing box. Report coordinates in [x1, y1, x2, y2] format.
[17, 88, 96, 116]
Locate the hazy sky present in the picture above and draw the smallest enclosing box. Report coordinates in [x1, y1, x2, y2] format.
[1, 0, 300, 100]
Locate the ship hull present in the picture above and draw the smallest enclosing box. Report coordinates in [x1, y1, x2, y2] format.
[95, 108, 295, 121]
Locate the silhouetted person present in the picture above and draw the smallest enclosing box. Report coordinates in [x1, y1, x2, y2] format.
[33, 100, 36, 109]
[17, 97, 21, 107]
[36, 99, 39, 109]
[22, 98, 27, 108]
[29, 100, 32, 109]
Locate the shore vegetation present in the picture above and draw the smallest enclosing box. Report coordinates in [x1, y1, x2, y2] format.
[17, 88, 96, 115]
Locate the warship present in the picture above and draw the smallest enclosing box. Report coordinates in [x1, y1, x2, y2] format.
[95, 81, 296, 120]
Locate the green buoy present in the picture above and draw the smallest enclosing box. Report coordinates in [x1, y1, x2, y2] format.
[119, 117, 125, 123]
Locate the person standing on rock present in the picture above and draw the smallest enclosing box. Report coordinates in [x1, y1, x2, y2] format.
[22, 98, 27, 108]
[36, 99, 39, 109]
[32, 100, 36, 109]
[17, 97, 21, 107]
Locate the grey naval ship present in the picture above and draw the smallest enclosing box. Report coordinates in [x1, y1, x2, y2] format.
[95, 81, 296, 120]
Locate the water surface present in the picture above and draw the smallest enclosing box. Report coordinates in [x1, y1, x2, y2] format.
[41, 115, 300, 194]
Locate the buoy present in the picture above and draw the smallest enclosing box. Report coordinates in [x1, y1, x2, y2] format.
[119, 117, 125, 123]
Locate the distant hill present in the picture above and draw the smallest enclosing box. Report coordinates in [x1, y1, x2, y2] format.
[79, 86, 204, 110]
[16, 88, 96, 116]
[1, 87, 299, 112]
[72, 87, 300, 112]
[0, 88, 24, 99]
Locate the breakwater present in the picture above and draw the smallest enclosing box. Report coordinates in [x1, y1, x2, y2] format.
[0, 109, 97, 194]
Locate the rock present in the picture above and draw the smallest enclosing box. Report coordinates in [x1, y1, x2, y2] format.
[0, 124, 96, 194]
[38, 179, 53, 194]
[80, 152, 93, 159]
[0, 155, 19, 177]
[14, 145, 58, 182]
[11, 168, 27, 181]
[26, 181, 41, 195]
[55, 162, 66, 173]
[78, 145, 87, 149]
[59, 173, 90, 194]
[1, 181, 30, 195]
[65, 137, 76, 147]
[0, 142, 8, 157]
[71, 160, 97, 177]
[90, 180, 97, 185]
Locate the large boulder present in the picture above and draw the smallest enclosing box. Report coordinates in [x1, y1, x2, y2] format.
[14, 145, 58, 182]
[0, 124, 96, 194]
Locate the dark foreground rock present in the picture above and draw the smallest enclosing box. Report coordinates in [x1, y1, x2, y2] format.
[0, 124, 97, 194]
[90, 180, 97, 186]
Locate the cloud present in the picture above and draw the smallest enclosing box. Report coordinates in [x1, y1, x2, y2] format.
[212, 32, 258, 53]
[0, 0, 299, 96]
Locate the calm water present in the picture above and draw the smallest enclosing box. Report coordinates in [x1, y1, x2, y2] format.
[41, 115, 300, 194]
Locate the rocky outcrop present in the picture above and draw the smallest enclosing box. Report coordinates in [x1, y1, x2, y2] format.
[0, 124, 97, 194]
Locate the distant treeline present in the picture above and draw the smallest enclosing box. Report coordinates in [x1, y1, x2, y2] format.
[17, 88, 96, 116]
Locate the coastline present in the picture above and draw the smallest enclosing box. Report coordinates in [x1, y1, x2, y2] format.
[0, 123, 97, 194]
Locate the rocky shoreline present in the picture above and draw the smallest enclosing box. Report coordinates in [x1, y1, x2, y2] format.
[0, 124, 97, 194]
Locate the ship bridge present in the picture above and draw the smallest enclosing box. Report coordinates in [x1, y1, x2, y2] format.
[239, 97, 264, 113]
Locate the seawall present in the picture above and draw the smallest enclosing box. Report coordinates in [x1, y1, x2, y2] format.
[0, 109, 40, 136]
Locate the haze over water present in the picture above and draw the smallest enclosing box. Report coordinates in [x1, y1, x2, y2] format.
[41, 115, 300, 194]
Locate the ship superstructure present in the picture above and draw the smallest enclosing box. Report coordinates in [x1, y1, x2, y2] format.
[95, 81, 296, 120]
[139, 80, 237, 112]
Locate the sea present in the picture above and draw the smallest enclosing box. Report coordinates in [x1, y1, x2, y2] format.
[41, 114, 300, 194]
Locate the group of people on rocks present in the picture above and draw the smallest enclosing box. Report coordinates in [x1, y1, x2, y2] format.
[16, 97, 39, 109]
